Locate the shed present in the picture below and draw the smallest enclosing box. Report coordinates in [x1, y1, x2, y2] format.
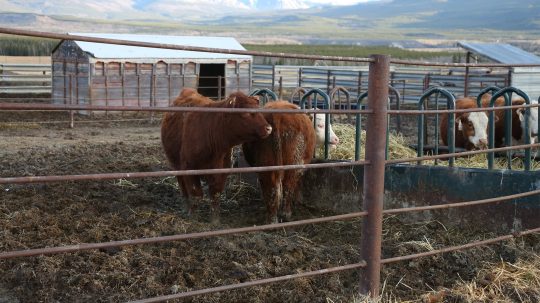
[458, 41, 540, 100]
[51, 33, 252, 110]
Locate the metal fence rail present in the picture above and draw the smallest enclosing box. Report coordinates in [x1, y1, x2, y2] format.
[253, 64, 511, 104]
[0, 63, 51, 94]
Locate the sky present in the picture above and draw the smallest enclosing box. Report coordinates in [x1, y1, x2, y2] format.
[132, 0, 381, 9]
[307, 0, 379, 5]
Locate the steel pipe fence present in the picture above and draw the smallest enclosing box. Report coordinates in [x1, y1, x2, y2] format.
[0, 160, 369, 185]
[128, 262, 369, 303]
[127, 226, 540, 303]
[4, 184, 536, 259]
[0, 211, 370, 260]
[381, 226, 540, 265]
[253, 64, 511, 104]
[1, 29, 540, 301]
[0, 102, 372, 114]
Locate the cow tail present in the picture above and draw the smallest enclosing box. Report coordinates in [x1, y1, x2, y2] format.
[272, 115, 285, 206]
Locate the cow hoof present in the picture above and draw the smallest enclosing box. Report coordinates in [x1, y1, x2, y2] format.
[210, 213, 221, 225]
[283, 211, 292, 222]
[267, 216, 278, 224]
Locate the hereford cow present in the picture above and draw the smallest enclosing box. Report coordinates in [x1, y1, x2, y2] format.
[439, 97, 490, 150]
[310, 110, 340, 148]
[161, 89, 272, 223]
[480, 94, 539, 147]
[242, 101, 316, 223]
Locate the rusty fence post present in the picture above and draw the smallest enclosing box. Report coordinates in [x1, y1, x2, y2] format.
[360, 54, 390, 298]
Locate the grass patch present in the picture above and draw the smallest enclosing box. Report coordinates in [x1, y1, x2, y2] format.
[245, 44, 459, 60]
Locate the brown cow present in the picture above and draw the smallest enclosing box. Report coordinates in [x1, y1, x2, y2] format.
[161, 89, 272, 223]
[480, 94, 538, 147]
[242, 101, 316, 223]
[161, 88, 212, 171]
[440, 97, 490, 150]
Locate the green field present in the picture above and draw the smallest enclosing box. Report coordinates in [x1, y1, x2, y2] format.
[244, 44, 459, 59]
[244, 44, 462, 65]
[0, 36, 461, 62]
[0, 36, 59, 56]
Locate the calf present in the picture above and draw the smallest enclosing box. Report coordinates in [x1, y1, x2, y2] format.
[440, 97, 489, 150]
[480, 94, 539, 147]
[161, 89, 272, 223]
[242, 101, 316, 223]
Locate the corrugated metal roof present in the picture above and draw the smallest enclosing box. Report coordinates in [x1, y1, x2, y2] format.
[68, 33, 251, 60]
[458, 41, 540, 64]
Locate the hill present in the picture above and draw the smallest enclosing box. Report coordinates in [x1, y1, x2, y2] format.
[0, 0, 538, 46]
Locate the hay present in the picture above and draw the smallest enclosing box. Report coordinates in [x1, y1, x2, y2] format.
[438, 253, 540, 302]
[0, 121, 41, 130]
[321, 123, 539, 170]
[318, 123, 417, 161]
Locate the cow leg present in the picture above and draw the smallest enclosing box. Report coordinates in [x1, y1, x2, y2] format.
[176, 176, 187, 196]
[259, 171, 282, 224]
[207, 174, 228, 225]
[181, 175, 203, 218]
[281, 170, 302, 221]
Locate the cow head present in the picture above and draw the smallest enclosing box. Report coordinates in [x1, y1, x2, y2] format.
[310, 110, 339, 148]
[457, 111, 489, 149]
[516, 104, 539, 144]
[179, 87, 198, 99]
[225, 92, 272, 141]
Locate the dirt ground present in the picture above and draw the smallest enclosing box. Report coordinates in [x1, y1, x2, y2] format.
[0, 111, 539, 303]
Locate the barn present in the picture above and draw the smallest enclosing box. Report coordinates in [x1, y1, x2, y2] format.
[458, 41, 540, 100]
[51, 33, 252, 111]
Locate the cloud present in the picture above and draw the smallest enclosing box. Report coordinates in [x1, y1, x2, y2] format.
[307, 0, 379, 5]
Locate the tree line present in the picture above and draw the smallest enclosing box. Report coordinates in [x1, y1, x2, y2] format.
[0, 36, 59, 56]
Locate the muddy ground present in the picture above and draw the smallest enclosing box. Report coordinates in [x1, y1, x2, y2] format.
[0, 110, 539, 303]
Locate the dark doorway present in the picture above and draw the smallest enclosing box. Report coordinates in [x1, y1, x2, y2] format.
[198, 64, 225, 100]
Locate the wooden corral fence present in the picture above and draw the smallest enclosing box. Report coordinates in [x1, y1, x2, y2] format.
[0, 28, 540, 302]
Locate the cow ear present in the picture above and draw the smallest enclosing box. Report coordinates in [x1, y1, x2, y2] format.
[456, 116, 464, 131]
[516, 108, 525, 122]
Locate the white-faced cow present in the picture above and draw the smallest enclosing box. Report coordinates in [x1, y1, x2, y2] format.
[480, 94, 539, 147]
[440, 97, 490, 150]
[310, 109, 340, 148]
[161, 89, 272, 223]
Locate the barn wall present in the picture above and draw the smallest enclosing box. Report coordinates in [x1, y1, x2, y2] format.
[225, 60, 251, 96]
[51, 40, 90, 108]
[298, 163, 540, 233]
[52, 40, 252, 113]
[85, 59, 250, 110]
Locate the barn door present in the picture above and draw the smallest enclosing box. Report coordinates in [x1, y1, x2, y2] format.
[198, 64, 225, 100]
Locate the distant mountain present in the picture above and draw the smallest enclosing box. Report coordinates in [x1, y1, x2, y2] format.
[314, 0, 540, 30]
[0, 0, 311, 20]
[0, 0, 538, 45]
